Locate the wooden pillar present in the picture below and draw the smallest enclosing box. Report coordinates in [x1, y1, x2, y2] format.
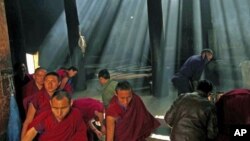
[147, 0, 164, 97]
[175, 0, 194, 70]
[0, 0, 14, 139]
[200, 0, 212, 49]
[64, 0, 79, 62]
[64, 0, 87, 91]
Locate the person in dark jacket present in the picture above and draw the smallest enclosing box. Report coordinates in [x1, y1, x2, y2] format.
[165, 80, 218, 141]
[172, 49, 214, 95]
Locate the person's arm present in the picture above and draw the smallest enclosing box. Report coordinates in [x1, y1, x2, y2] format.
[21, 127, 38, 141]
[21, 103, 36, 138]
[207, 105, 218, 140]
[95, 111, 106, 134]
[59, 77, 69, 90]
[106, 115, 116, 141]
[88, 119, 103, 139]
[164, 96, 182, 127]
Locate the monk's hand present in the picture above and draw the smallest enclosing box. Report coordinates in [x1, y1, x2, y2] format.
[95, 129, 103, 139]
[100, 125, 106, 134]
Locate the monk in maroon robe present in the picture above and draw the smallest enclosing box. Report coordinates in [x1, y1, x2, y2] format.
[106, 81, 160, 141]
[22, 67, 47, 113]
[73, 98, 105, 141]
[22, 91, 88, 141]
[215, 88, 250, 141]
[57, 66, 78, 94]
[21, 72, 61, 138]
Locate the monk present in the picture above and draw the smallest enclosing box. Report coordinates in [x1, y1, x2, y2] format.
[73, 98, 105, 141]
[21, 72, 61, 138]
[57, 66, 78, 94]
[21, 90, 88, 141]
[22, 67, 47, 113]
[106, 81, 160, 141]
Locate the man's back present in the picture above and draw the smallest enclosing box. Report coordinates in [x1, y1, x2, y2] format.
[165, 92, 218, 141]
[178, 55, 205, 80]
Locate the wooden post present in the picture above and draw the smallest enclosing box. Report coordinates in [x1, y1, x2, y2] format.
[147, 0, 164, 97]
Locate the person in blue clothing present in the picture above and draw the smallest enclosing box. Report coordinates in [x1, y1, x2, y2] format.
[172, 49, 214, 95]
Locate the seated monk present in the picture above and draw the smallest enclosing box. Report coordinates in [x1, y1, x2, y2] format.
[106, 81, 160, 141]
[57, 66, 78, 94]
[22, 67, 47, 113]
[21, 90, 88, 141]
[73, 98, 105, 141]
[21, 72, 61, 138]
[215, 88, 250, 141]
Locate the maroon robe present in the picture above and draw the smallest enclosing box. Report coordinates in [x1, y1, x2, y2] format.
[106, 94, 160, 141]
[22, 80, 44, 113]
[57, 69, 73, 94]
[73, 98, 104, 141]
[31, 89, 51, 116]
[28, 108, 88, 141]
[73, 98, 104, 123]
[215, 88, 250, 141]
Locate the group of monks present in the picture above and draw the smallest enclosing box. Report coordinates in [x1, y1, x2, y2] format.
[13, 62, 250, 141]
[13, 65, 160, 141]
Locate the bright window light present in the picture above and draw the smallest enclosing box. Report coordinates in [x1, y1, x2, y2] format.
[26, 52, 39, 74]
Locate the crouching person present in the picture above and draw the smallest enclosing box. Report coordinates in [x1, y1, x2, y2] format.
[106, 81, 160, 141]
[165, 80, 218, 141]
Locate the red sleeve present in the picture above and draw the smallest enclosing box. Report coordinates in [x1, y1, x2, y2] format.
[23, 95, 34, 113]
[31, 92, 40, 110]
[28, 111, 48, 133]
[57, 69, 67, 78]
[106, 101, 123, 118]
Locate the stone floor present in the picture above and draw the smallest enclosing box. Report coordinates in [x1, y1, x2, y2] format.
[73, 79, 178, 141]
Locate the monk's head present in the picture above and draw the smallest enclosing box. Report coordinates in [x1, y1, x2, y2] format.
[50, 90, 73, 122]
[115, 81, 133, 108]
[44, 72, 61, 96]
[33, 67, 47, 87]
[67, 66, 78, 78]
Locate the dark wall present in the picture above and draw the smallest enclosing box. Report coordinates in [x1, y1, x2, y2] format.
[4, 0, 64, 65]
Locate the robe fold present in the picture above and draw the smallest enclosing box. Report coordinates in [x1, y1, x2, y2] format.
[215, 88, 250, 141]
[28, 108, 88, 141]
[57, 69, 73, 94]
[73, 98, 104, 123]
[22, 80, 44, 113]
[31, 89, 51, 116]
[106, 94, 160, 141]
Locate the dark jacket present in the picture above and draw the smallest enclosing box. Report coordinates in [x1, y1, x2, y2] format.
[165, 91, 218, 141]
